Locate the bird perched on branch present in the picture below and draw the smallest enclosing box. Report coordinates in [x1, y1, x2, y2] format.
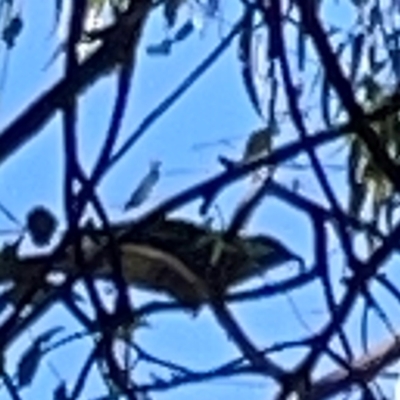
[242, 127, 272, 163]
[242, 127, 273, 182]
[219, 127, 273, 182]
[124, 160, 161, 211]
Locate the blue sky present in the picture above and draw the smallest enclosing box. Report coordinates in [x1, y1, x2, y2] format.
[1, 1, 399, 399]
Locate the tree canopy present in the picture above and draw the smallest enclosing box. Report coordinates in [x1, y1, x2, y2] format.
[1, 0, 400, 399]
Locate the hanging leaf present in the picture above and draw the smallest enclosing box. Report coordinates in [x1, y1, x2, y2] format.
[35, 326, 64, 344]
[377, 31, 396, 75]
[389, 48, 400, 81]
[368, 3, 382, 33]
[373, 173, 391, 205]
[173, 20, 194, 42]
[366, 196, 382, 252]
[384, 196, 397, 232]
[321, 74, 333, 127]
[391, 116, 400, 158]
[324, 40, 347, 124]
[238, 9, 263, 118]
[2, 13, 22, 48]
[320, 40, 345, 126]
[164, 0, 185, 28]
[347, 139, 366, 218]
[53, 0, 64, 32]
[361, 75, 381, 103]
[348, 181, 366, 220]
[297, 21, 306, 72]
[17, 342, 42, 388]
[205, 0, 219, 17]
[17, 327, 62, 388]
[0, 201, 21, 228]
[124, 161, 162, 211]
[26, 206, 58, 247]
[367, 41, 376, 73]
[350, 33, 364, 83]
[146, 39, 172, 56]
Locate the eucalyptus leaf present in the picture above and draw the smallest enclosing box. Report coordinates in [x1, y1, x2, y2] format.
[348, 181, 366, 219]
[321, 74, 333, 127]
[297, 22, 306, 72]
[368, 43, 377, 73]
[164, 0, 185, 28]
[362, 75, 381, 103]
[384, 196, 396, 231]
[350, 33, 364, 83]
[320, 40, 345, 127]
[17, 326, 64, 387]
[388, 48, 400, 81]
[2, 13, 22, 48]
[124, 161, 161, 210]
[368, 4, 382, 32]
[53, 0, 64, 30]
[238, 9, 263, 118]
[205, 0, 219, 17]
[347, 139, 366, 218]
[146, 39, 172, 56]
[0, 201, 21, 228]
[17, 341, 42, 388]
[173, 20, 194, 42]
[35, 326, 64, 344]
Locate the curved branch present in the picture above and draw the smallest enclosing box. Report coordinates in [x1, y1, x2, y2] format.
[308, 334, 400, 399]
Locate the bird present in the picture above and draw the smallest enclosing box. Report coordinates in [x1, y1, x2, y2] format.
[241, 127, 273, 182]
[242, 127, 272, 163]
[124, 160, 161, 211]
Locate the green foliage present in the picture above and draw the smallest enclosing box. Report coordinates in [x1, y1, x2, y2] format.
[346, 77, 400, 247]
[299, 0, 400, 248]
